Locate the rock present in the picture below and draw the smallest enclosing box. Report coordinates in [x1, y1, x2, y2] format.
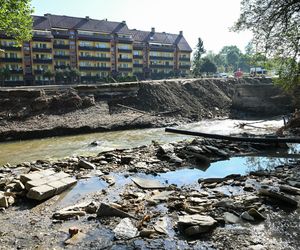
[243, 183, 256, 192]
[198, 177, 225, 184]
[69, 227, 79, 237]
[101, 175, 115, 186]
[241, 211, 254, 221]
[177, 214, 217, 235]
[113, 218, 139, 240]
[139, 229, 156, 238]
[248, 208, 266, 221]
[224, 212, 241, 224]
[53, 210, 86, 220]
[0, 192, 8, 208]
[90, 140, 102, 146]
[85, 202, 98, 214]
[259, 188, 298, 207]
[97, 203, 136, 219]
[78, 160, 95, 170]
[287, 180, 300, 188]
[64, 232, 85, 245]
[158, 144, 174, 155]
[205, 145, 229, 157]
[279, 185, 300, 195]
[214, 199, 235, 208]
[131, 177, 166, 189]
[154, 217, 169, 235]
[168, 154, 183, 164]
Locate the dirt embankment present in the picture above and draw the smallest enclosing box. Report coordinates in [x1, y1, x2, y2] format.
[0, 78, 272, 141]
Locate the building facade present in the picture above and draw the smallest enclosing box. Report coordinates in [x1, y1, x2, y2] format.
[0, 14, 192, 86]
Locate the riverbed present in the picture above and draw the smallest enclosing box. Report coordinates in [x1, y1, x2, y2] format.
[0, 118, 284, 166]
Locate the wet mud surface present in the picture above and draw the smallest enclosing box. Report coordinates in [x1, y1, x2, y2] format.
[1, 138, 299, 249]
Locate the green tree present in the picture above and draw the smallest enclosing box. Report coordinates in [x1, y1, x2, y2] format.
[192, 37, 206, 76]
[0, 0, 33, 45]
[200, 58, 217, 75]
[232, 0, 300, 88]
[43, 70, 54, 85]
[0, 67, 11, 86]
[69, 68, 81, 83]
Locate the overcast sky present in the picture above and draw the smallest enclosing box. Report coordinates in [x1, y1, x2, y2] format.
[31, 0, 252, 54]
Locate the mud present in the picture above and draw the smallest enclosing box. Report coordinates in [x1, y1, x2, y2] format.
[0, 138, 299, 249]
[0, 78, 272, 142]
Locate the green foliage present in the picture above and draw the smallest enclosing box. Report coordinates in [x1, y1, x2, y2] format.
[192, 37, 206, 76]
[0, 0, 33, 44]
[200, 58, 217, 74]
[232, 0, 300, 88]
[0, 67, 11, 86]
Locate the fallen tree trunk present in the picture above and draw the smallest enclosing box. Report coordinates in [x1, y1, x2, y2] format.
[165, 128, 300, 144]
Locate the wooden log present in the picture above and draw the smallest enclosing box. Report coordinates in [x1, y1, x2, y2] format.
[165, 128, 300, 144]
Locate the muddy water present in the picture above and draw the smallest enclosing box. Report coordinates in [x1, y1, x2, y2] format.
[0, 119, 284, 165]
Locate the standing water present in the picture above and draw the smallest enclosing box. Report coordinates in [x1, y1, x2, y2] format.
[0, 118, 287, 166]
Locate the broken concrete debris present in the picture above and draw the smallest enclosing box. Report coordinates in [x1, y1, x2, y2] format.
[113, 218, 139, 240]
[131, 177, 166, 189]
[178, 214, 217, 236]
[21, 169, 77, 201]
[97, 203, 137, 219]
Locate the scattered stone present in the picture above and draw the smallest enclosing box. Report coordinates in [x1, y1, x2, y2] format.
[259, 188, 298, 207]
[224, 212, 241, 224]
[69, 227, 79, 237]
[90, 140, 102, 146]
[198, 177, 225, 184]
[279, 185, 300, 195]
[113, 218, 139, 240]
[53, 210, 86, 220]
[78, 160, 95, 170]
[131, 177, 166, 189]
[65, 232, 85, 245]
[241, 211, 254, 221]
[101, 175, 116, 186]
[158, 144, 174, 155]
[97, 203, 137, 219]
[154, 217, 169, 235]
[178, 214, 217, 236]
[248, 208, 266, 221]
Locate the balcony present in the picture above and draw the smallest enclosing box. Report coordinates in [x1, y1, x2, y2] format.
[54, 55, 70, 60]
[0, 57, 22, 63]
[150, 64, 174, 69]
[149, 56, 174, 60]
[53, 44, 70, 49]
[133, 44, 144, 50]
[79, 56, 110, 62]
[118, 58, 132, 63]
[133, 55, 143, 59]
[54, 65, 69, 70]
[116, 36, 133, 44]
[78, 46, 110, 52]
[179, 65, 191, 69]
[34, 69, 44, 74]
[0, 45, 21, 51]
[33, 58, 53, 64]
[118, 67, 132, 72]
[133, 64, 143, 68]
[52, 30, 69, 39]
[77, 33, 112, 42]
[179, 57, 190, 62]
[149, 45, 175, 52]
[118, 48, 132, 53]
[79, 66, 111, 71]
[8, 69, 23, 74]
[32, 47, 52, 53]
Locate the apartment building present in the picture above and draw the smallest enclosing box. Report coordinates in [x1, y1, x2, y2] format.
[0, 14, 192, 85]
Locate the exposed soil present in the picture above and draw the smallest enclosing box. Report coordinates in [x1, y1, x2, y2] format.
[0, 78, 241, 141]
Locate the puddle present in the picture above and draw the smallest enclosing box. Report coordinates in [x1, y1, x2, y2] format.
[156, 156, 291, 187]
[57, 155, 294, 206]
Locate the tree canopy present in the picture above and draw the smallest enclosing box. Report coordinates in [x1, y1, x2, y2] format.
[232, 0, 300, 88]
[192, 37, 206, 76]
[0, 0, 33, 44]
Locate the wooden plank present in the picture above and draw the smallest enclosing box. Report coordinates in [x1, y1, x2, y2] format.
[165, 128, 300, 144]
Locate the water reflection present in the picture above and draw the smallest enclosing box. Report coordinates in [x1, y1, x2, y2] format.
[0, 119, 284, 165]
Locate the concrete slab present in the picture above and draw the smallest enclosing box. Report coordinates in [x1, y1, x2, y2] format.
[131, 177, 166, 189]
[26, 184, 56, 200]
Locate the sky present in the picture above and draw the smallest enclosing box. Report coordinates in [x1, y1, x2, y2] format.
[31, 0, 252, 54]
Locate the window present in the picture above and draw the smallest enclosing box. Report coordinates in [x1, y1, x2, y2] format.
[133, 51, 140, 56]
